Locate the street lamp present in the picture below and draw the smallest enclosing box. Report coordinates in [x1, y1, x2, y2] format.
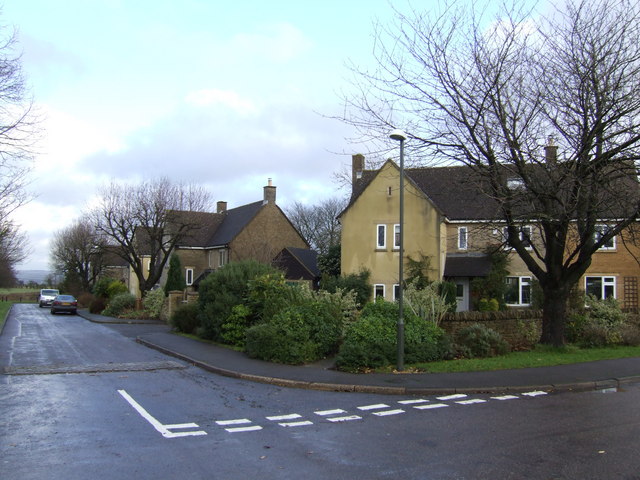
[389, 128, 407, 371]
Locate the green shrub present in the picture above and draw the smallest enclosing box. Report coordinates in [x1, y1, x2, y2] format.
[404, 281, 450, 326]
[197, 260, 281, 341]
[438, 281, 458, 313]
[573, 296, 626, 348]
[221, 304, 251, 347]
[93, 277, 112, 298]
[335, 298, 451, 372]
[103, 292, 137, 317]
[164, 254, 185, 295]
[143, 288, 166, 319]
[320, 269, 371, 307]
[170, 302, 200, 334]
[106, 280, 128, 299]
[478, 298, 500, 311]
[89, 296, 107, 314]
[455, 323, 510, 358]
[245, 311, 318, 364]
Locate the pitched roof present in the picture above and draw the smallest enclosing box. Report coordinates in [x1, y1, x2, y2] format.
[175, 201, 265, 248]
[273, 247, 320, 280]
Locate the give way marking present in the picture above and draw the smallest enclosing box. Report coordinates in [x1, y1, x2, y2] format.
[118, 389, 207, 439]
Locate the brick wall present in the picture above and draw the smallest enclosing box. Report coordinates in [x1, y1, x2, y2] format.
[441, 310, 542, 349]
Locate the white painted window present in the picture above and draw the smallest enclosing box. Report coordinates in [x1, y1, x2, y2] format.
[376, 224, 386, 249]
[502, 226, 532, 250]
[594, 225, 616, 250]
[393, 284, 400, 301]
[585, 276, 616, 300]
[185, 268, 194, 286]
[374, 284, 385, 299]
[219, 249, 228, 267]
[505, 276, 531, 306]
[393, 224, 400, 250]
[458, 227, 468, 250]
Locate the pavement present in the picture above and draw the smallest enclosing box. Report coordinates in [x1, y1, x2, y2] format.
[78, 310, 640, 395]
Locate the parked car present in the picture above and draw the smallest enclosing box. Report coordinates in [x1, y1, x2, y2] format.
[38, 289, 60, 308]
[50, 295, 78, 315]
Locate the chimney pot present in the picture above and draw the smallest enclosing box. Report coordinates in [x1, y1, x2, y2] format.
[217, 201, 228, 213]
[263, 180, 276, 205]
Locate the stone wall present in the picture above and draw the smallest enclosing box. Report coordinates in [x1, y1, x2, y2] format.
[441, 310, 543, 349]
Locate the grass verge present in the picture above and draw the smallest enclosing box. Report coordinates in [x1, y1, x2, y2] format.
[0, 301, 12, 331]
[409, 344, 640, 373]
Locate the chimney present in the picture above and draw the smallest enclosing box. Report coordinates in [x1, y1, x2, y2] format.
[545, 135, 558, 164]
[352, 153, 365, 187]
[216, 201, 227, 213]
[263, 178, 276, 205]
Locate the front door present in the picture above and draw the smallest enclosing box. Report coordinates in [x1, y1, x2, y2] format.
[455, 278, 470, 312]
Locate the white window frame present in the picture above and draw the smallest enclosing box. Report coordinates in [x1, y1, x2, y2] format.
[185, 268, 194, 286]
[393, 224, 400, 250]
[505, 276, 532, 306]
[594, 225, 616, 250]
[219, 249, 227, 267]
[585, 276, 616, 300]
[458, 227, 468, 250]
[392, 284, 400, 301]
[502, 225, 533, 250]
[376, 224, 386, 249]
[374, 284, 385, 299]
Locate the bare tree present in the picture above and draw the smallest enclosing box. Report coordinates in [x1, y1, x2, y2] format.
[0, 221, 28, 287]
[50, 216, 105, 292]
[89, 177, 213, 296]
[341, 0, 640, 345]
[0, 22, 39, 276]
[286, 197, 346, 256]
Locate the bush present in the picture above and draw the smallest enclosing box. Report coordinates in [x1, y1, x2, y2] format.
[142, 288, 165, 319]
[103, 292, 137, 317]
[89, 296, 107, 314]
[93, 277, 112, 298]
[170, 302, 200, 334]
[455, 323, 510, 358]
[77, 292, 94, 308]
[197, 260, 282, 341]
[570, 296, 627, 348]
[335, 299, 452, 372]
[320, 270, 371, 307]
[404, 281, 450, 326]
[106, 281, 129, 299]
[478, 298, 500, 311]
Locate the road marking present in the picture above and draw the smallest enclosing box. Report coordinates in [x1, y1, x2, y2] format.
[326, 415, 362, 422]
[315, 409, 346, 416]
[437, 394, 468, 400]
[358, 403, 389, 411]
[398, 399, 429, 405]
[216, 419, 252, 426]
[266, 414, 302, 421]
[278, 421, 314, 427]
[372, 409, 405, 417]
[522, 391, 548, 397]
[414, 403, 449, 410]
[491, 395, 520, 401]
[118, 389, 207, 438]
[225, 425, 263, 433]
[456, 399, 487, 405]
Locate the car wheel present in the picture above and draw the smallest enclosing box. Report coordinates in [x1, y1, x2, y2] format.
[50, 310, 56, 315]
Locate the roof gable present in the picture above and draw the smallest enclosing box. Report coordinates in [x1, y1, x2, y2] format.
[207, 201, 263, 247]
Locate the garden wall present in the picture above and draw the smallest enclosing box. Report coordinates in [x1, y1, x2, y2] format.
[441, 310, 543, 349]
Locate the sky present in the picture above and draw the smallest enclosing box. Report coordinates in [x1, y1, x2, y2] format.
[4, 0, 401, 272]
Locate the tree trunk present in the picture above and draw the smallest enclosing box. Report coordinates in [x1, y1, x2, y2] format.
[540, 287, 570, 347]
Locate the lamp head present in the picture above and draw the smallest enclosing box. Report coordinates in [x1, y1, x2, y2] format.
[389, 129, 407, 142]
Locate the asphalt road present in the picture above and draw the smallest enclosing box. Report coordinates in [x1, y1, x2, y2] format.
[2, 304, 640, 479]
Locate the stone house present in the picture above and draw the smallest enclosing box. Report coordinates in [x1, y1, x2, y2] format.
[339, 152, 640, 311]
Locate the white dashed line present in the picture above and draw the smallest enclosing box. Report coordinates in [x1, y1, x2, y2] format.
[522, 391, 548, 397]
[491, 395, 520, 401]
[278, 421, 314, 427]
[266, 414, 303, 421]
[456, 399, 487, 405]
[372, 409, 405, 417]
[326, 415, 362, 422]
[225, 425, 263, 433]
[358, 403, 390, 411]
[437, 394, 468, 400]
[398, 399, 429, 405]
[216, 419, 252, 426]
[414, 403, 449, 410]
[315, 409, 347, 416]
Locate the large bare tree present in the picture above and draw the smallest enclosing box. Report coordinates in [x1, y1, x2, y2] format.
[89, 177, 212, 296]
[50, 216, 105, 292]
[341, 0, 640, 345]
[0, 22, 39, 280]
[286, 197, 346, 256]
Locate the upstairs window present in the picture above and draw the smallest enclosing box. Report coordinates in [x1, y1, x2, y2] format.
[376, 224, 386, 249]
[185, 268, 194, 286]
[394, 224, 400, 250]
[502, 225, 532, 250]
[586, 276, 616, 300]
[458, 227, 468, 250]
[594, 225, 616, 250]
[374, 284, 385, 299]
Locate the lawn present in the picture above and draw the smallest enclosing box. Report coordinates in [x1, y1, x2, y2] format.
[0, 301, 12, 331]
[408, 344, 640, 373]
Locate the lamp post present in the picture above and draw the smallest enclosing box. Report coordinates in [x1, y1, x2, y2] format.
[389, 128, 407, 371]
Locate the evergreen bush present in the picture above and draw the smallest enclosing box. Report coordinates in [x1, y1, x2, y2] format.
[170, 302, 200, 334]
[103, 292, 137, 317]
[455, 323, 510, 358]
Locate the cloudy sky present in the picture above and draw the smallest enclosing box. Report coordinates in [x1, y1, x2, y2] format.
[5, 0, 401, 271]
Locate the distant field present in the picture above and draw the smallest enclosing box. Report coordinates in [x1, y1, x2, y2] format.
[0, 288, 38, 302]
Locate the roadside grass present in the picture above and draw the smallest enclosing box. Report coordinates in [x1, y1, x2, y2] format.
[0, 301, 12, 330]
[405, 344, 640, 373]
